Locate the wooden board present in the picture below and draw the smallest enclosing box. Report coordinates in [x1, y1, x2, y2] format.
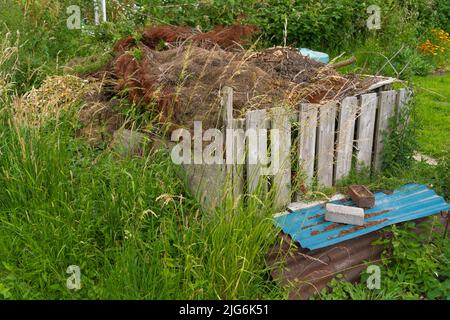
[298, 104, 318, 185]
[182, 163, 227, 211]
[335, 96, 358, 182]
[316, 101, 337, 187]
[271, 107, 292, 209]
[222, 86, 234, 171]
[356, 93, 377, 169]
[245, 109, 268, 195]
[221, 86, 246, 204]
[373, 90, 397, 171]
[232, 118, 245, 203]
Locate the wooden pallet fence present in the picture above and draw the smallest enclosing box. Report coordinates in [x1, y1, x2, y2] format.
[184, 86, 412, 211]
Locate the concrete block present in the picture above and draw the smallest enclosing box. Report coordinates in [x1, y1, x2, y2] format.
[325, 203, 364, 226]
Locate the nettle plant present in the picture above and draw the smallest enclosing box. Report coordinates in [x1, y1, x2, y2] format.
[382, 94, 418, 173]
[375, 220, 450, 300]
[318, 218, 450, 300]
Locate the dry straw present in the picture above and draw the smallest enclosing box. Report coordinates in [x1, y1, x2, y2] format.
[12, 75, 101, 128]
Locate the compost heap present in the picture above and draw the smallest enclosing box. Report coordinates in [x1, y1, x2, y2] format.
[110, 24, 380, 130]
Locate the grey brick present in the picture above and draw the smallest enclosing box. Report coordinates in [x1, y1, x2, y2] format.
[325, 203, 365, 226]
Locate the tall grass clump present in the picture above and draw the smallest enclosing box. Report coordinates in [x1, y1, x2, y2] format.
[0, 32, 19, 105]
[0, 92, 283, 299]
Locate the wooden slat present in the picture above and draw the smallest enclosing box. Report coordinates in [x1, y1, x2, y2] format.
[356, 93, 377, 169]
[245, 109, 268, 195]
[317, 101, 337, 187]
[232, 118, 245, 202]
[374, 90, 397, 171]
[222, 86, 234, 169]
[221, 86, 234, 203]
[221, 86, 245, 204]
[298, 104, 318, 185]
[335, 96, 358, 182]
[168, 136, 227, 211]
[271, 107, 291, 209]
[182, 163, 227, 211]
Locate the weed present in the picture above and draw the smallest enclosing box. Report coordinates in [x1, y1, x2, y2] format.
[382, 95, 419, 173]
[318, 218, 450, 300]
[131, 47, 143, 61]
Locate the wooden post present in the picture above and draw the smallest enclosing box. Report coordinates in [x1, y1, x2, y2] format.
[232, 118, 245, 202]
[93, 0, 100, 25]
[222, 86, 234, 183]
[100, 0, 107, 23]
[317, 101, 337, 187]
[222, 86, 245, 203]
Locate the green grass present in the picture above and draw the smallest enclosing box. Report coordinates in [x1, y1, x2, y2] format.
[0, 112, 285, 299]
[413, 74, 450, 158]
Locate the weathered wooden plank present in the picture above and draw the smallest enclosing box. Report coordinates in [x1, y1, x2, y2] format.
[245, 109, 268, 195]
[335, 96, 358, 182]
[232, 118, 245, 202]
[271, 107, 292, 209]
[222, 86, 234, 170]
[298, 104, 318, 185]
[373, 90, 397, 171]
[165, 138, 228, 211]
[220, 86, 235, 203]
[365, 76, 397, 92]
[317, 101, 337, 187]
[182, 163, 227, 211]
[356, 93, 377, 169]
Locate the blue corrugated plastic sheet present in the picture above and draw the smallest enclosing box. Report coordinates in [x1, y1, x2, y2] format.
[274, 184, 450, 250]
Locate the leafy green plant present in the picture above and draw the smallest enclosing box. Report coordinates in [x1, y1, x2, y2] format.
[319, 218, 450, 300]
[131, 47, 143, 61]
[382, 95, 419, 173]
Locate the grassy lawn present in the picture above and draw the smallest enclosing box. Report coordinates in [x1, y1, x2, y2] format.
[413, 74, 450, 158]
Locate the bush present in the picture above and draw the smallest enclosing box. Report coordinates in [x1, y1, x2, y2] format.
[135, 0, 449, 77]
[2, 0, 449, 90]
[0, 0, 108, 93]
